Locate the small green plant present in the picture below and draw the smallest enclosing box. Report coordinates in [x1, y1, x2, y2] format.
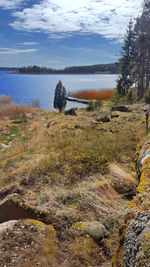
[86, 100, 95, 111]
[95, 99, 102, 109]
[111, 89, 121, 105]
[2, 158, 13, 171]
[86, 99, 102, 111]
[21, 113, 28, 123]
[7, 126, 20, 141]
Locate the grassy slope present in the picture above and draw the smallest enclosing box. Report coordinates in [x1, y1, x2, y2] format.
[0, 103, 146, 266]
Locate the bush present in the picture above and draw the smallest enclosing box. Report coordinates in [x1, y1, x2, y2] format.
[111, 90, 121, 105]
[86, 100, 95, 111]
[86, 99, 102, 111]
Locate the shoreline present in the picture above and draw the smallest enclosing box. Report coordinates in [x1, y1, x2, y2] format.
[9, 71, 120, 76]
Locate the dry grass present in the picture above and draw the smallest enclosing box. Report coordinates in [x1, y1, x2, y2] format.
[0, 104, 33, 120]
[0, 95, 13, 105]
[0, 104, 146, 267]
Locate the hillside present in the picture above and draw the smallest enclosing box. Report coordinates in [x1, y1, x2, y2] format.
[0, 103, 149, 266]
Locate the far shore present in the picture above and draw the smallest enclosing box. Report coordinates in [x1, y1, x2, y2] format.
[9, 71, 119, 76]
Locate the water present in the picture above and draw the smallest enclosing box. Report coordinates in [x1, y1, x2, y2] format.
[0, 71, 118, 110]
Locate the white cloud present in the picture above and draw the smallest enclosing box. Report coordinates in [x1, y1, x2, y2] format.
[9, 0, 143, 41]
[18, 42, 39, 45]
[0, 0, 24, 10]
[0, 48, 38, 55]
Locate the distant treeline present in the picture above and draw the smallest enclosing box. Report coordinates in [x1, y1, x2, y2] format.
[0, 67, 17, 71]
[19, 63, 120, 74]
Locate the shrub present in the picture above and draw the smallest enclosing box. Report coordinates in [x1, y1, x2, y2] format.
[86, 99, 102, 111]
[111, 90, 122, 105]
[86, 100, 95, 111]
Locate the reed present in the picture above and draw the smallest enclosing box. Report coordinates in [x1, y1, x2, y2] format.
[70, 89, 114, 101]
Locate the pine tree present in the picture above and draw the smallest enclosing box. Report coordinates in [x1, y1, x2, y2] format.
[133, 0, 150, 98]
[53, 80, 67, 112]
[117, 20, 135, 96]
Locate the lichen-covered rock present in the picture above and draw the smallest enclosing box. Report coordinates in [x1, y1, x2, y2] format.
[113, 139, 150, 266]
[124, 211, 150, 267]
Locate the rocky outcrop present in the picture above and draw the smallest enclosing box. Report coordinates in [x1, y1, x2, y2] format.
[113, 138, 150, 266]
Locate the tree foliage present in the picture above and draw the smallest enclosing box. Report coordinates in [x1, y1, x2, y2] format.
[117, 20, 135, 96]
[117, 0, 150, 100]
[53, 80, 67, 112]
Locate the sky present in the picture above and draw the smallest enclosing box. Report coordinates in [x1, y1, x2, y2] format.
[0, 0, 143, 68]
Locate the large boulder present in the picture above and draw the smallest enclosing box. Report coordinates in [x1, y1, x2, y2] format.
[111, 105, 131, 112]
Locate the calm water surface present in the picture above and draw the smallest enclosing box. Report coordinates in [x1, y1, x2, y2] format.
[0, 72, 118, 109]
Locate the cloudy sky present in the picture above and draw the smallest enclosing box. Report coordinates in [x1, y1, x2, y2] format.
[0, 0, 143, 68]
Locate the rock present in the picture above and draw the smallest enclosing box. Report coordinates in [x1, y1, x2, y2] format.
[95, 115, 110, 123]
[137, 142, 150, 178]
[124, 211, 150, 267]
[111, 105, 131, 112]
[91, 120, 102, 125]
[111, 112, 120, 118]
[109, 163, 137, 199]
[0, 193, 54, 224]
[2, 143, 10, 149]
[65, 108, 77, 116]
[26, 113, 33, 119]
[46, 121, 57, 128]
[0, 220, 18, 235]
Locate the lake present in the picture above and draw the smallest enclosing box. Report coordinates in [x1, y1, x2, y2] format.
[0, 72, 118, 110]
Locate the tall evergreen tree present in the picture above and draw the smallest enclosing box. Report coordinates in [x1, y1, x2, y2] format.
[53, 80, 67, 112]
[133, 0, 150, 98]
[117, 20, 135, 96]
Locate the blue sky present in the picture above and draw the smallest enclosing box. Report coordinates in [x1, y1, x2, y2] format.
[0, 0, 142, 68]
